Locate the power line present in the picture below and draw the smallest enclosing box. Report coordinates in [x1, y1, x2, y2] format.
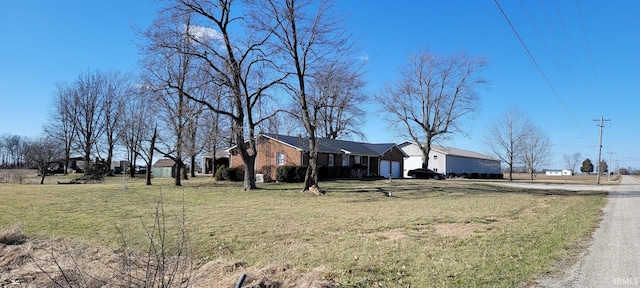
[552, 0, 589, 86]
[493, 0, 588, 138]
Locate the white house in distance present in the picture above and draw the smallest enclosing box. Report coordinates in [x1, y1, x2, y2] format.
[399, 141, 501, 178]
[545, 169, 573, 176]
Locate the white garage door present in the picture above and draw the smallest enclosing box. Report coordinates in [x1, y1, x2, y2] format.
[380, 160, 402, 178]
[391, 161, 401, 178]
[380, 160, 390, 177]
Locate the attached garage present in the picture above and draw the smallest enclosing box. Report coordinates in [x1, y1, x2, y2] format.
[380, 160, 402, 178]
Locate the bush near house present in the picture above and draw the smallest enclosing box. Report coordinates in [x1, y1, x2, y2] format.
[275, 165, 307, 183]
[214, 166, 245, 182]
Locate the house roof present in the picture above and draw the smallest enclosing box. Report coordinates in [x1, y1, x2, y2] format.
[153, 158, 176, 167]
[399, 141, 498, 161]
[202, 149, 230, 158]
[253, 133, 407, 157]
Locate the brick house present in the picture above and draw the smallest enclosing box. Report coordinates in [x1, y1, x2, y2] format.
[227, 133, 408, 180]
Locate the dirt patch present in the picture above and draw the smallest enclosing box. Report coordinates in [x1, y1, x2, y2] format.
[432, 223, 484, 238]
[359, 228, 407, 242]
[0, 235, 337, 288]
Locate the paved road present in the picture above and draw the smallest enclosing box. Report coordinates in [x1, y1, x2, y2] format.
[531, 175, 640, 287]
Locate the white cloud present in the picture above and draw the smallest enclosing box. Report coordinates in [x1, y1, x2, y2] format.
[358, 54, 370, 62]
[184, 24, 223, 41]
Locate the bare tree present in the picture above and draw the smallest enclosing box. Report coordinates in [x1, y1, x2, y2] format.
[144, 0, 284, 190]
[311, 60, 367, 140]
[72, 70, 107, 174]
[563, 152, 582, 174]
[44, 83, 77, 175]
[520, 122, 552, 180]
[184, 105, 206, 178]
[24, 136, 62, 184]
[378, 48, 487, 170]
[254, 0, 358, 191]
[141, 11, 206, 186]
[121, 89, 154, 179]
[485, 107, 528, 181]
[99, 71, 130, 174]
[0, 134, 26, 168]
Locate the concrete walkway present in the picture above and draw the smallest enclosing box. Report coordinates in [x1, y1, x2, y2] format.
[534, 175, 640, 287]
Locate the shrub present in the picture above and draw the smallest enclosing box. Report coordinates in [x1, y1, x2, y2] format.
[228, 166, 245, 182]
[294, 166, 307, 182]
[339, 166, 352, 178]
[214, 166, 230, 181]
[276, 166, 296, 182]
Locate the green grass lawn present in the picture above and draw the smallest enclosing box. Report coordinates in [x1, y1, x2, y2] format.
[0, 174, 607, 287]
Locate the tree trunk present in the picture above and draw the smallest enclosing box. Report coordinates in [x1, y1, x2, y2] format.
[243, 155, 257, 191]
[508, 162, 513, 181]
[302, 135, 319, 191]
[146, 127, 157, 186]
[175, 161, 182, 186]
[40, 174, 46, 185]
[190, 154, 196, 177]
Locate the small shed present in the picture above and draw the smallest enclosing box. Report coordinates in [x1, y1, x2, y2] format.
[152, 159, 176, 178]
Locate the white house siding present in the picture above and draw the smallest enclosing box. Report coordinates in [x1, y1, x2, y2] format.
[399, 142, 501, 178]
[446, 155, 501, 175]
[403, 156, 423, 178]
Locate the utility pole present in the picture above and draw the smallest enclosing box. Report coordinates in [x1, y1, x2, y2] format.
[594, 117, 610, 184]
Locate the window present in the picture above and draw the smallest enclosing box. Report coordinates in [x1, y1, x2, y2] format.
[328, 154, 334, 167]
[354, 155, 361, 164]
[342, 155, 349, 166]
[276, 152, 285, 165]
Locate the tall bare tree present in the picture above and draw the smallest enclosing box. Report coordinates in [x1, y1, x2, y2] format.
[311, 60, 367, 140]
[44, 83, 77, 175]
[378, 48, 487, 170]
[99, 71, 130, 173]
[563, 152, 582, 174]
[254, 0, 357, 191]
[141, 11, 208, 186]
[520, 122, 552, 180]
[184, 104, 206, 178]
[72, 70, 106, 173]
[1, 134, 26, 168]
[24, 136, 62, 184]
[144, 0, 284, 190]
[485, 107, 528, 181]
[121, 88, 155, 179]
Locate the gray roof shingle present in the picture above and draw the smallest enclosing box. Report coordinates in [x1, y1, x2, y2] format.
[263, 133, 400, 157]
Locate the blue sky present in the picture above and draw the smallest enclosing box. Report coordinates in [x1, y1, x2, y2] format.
[1, 1, 638, 170]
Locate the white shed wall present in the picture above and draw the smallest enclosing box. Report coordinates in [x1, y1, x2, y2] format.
[446, 156, 501, 175]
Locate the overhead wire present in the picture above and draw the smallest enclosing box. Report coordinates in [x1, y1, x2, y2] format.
[493, 0, 589, 139]
[519, 0, 582, 107]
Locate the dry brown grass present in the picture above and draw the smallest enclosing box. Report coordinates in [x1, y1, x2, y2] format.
[503, 172, 620, 184]
[0, 234, 337, 287]
[0, 175, 608, 287]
